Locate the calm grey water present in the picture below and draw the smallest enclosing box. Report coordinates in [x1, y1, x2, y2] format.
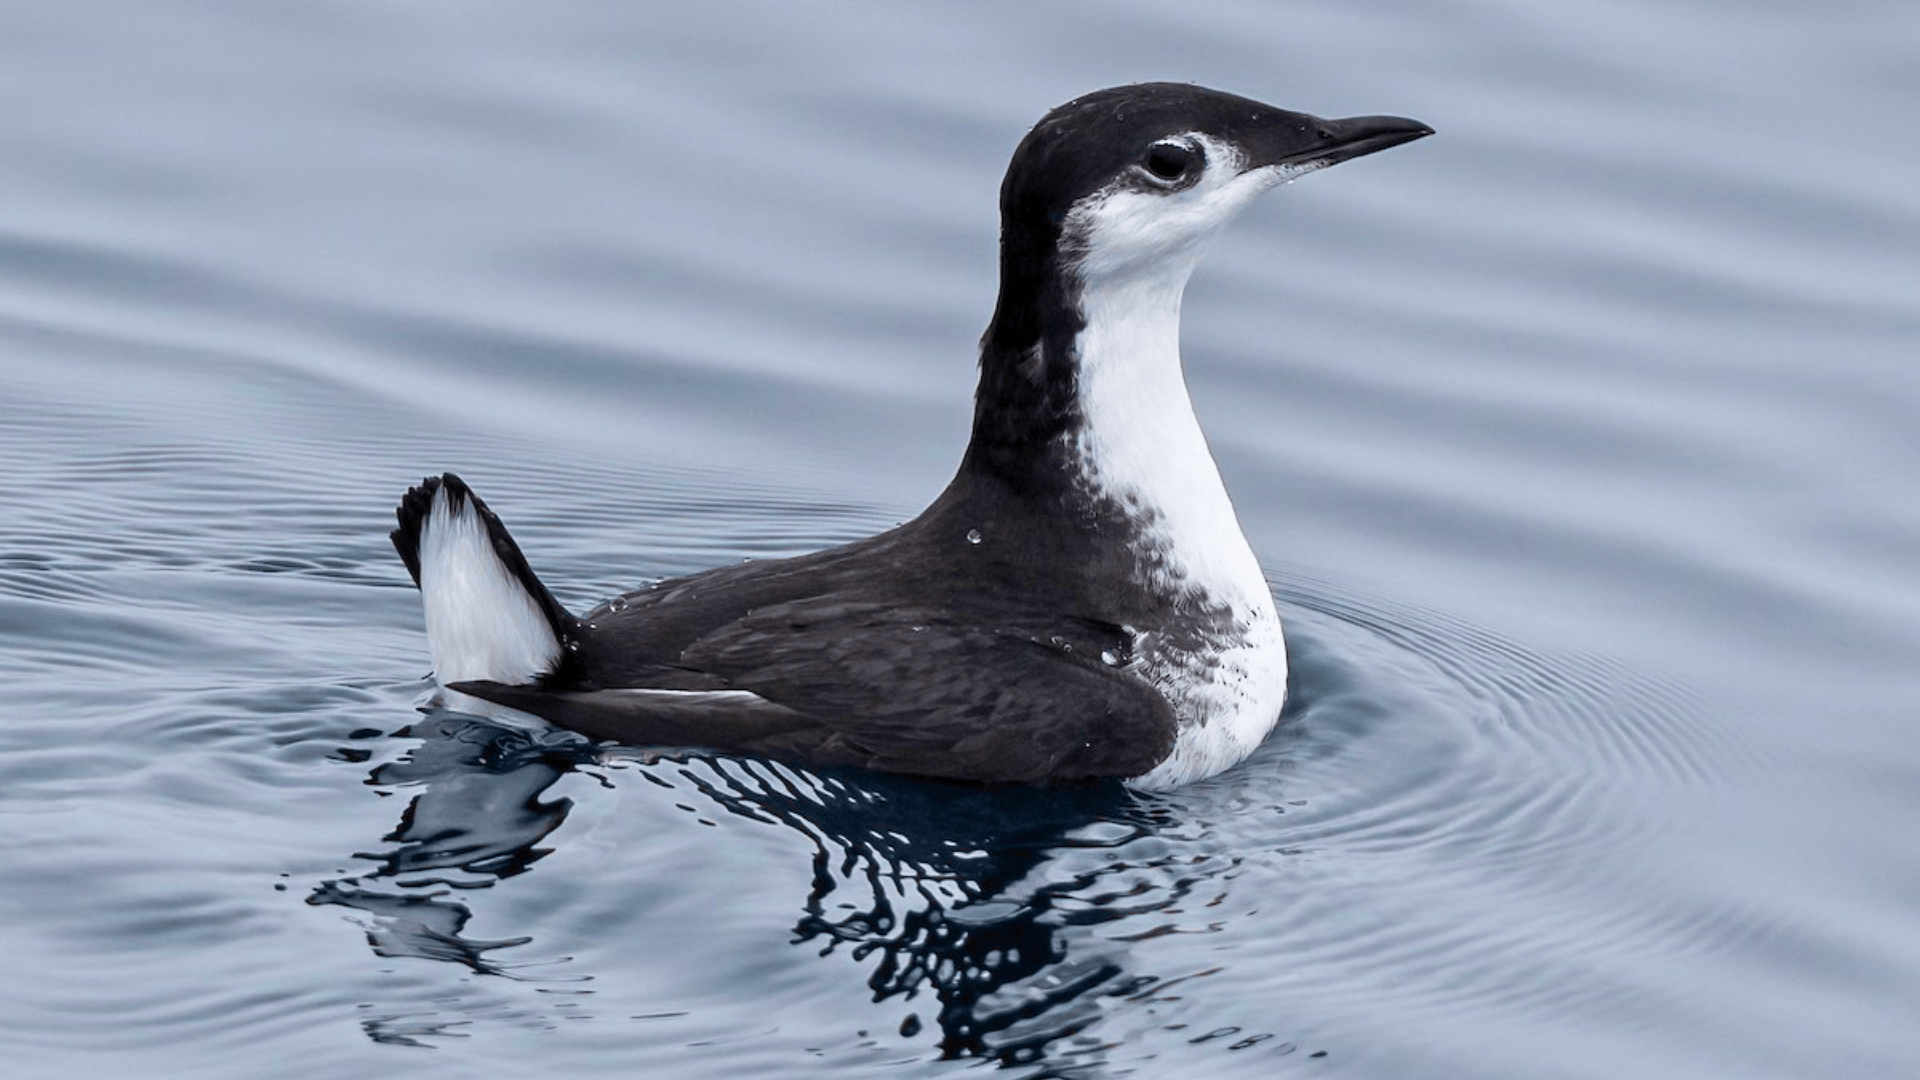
[4, 2, 1918, 1077]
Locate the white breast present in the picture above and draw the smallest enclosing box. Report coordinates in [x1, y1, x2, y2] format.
[1126, 619, 1288, 791]
[1066, 267, 1288, 791]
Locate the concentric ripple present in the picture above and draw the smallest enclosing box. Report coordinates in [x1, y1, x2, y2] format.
[290, 567, 1742, 1077]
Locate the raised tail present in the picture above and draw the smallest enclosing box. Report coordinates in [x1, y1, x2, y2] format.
[391, 473, 577, 685]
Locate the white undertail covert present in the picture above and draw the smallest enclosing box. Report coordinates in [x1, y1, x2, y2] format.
[417, 485, 562, 685]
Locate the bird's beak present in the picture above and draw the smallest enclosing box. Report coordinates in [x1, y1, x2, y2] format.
[1253, 112, 1434, 173]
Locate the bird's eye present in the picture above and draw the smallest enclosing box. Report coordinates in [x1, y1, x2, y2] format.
[1143, 140, 1199, 183]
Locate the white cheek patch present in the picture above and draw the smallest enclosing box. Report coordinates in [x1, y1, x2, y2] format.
[1066, 135, 1289, 285]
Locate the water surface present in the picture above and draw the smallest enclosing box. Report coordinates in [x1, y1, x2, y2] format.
[3, 2, 1918, 1077]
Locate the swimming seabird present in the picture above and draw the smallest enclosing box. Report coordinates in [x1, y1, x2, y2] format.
[391, 83, 1430, 789]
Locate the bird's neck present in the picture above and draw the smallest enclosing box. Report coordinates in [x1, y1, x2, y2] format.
[1068, 268, 1269, 608]
[960, 259, 1271, 614]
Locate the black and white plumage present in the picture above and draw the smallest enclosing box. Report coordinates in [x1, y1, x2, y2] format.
[391, 84, 1431, 789]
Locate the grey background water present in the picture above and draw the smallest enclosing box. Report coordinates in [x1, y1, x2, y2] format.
[2, 1, 1916, 1077]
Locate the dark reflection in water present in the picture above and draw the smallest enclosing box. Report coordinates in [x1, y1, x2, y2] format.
[670, 757, 1166, 1064]
[307, 585, 1730, 1073]
[310, 706, 1268, 1068]
[309, 714, 584, 979]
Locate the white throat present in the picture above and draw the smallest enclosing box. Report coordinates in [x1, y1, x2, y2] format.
[1069, 266, 1271, 616]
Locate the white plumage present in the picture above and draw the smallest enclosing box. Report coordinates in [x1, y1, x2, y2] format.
[416, 484, 562, 685]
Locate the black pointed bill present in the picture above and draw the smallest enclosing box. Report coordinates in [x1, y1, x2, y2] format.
[1257, 113, 1434, 173]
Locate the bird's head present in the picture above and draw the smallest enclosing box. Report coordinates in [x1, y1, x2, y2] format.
[997, 82, 1431, 302]
[971, 83, 1430, 469]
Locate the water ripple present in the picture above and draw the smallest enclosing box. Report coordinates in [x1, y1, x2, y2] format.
[259, 568, 1740, 1076]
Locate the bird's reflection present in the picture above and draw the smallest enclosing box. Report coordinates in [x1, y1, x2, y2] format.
[314, 704, 1226, 1067]
[659, 745, 1173, 1062]
[311, 710, 585, 978]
